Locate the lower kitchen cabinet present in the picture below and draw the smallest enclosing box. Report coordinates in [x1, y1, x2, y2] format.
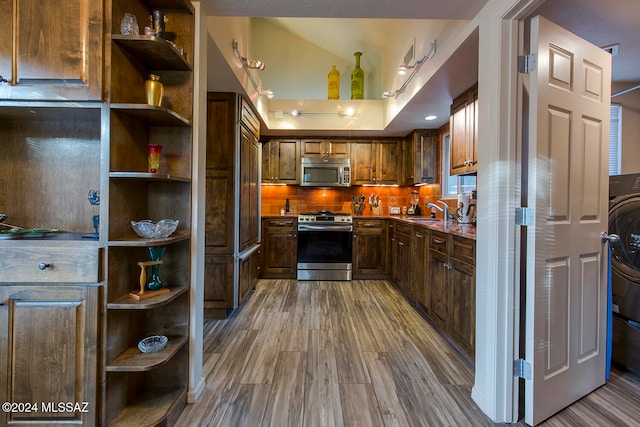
[238, 246, 261, 305]
[353, 219, 387, 278]
[412, 225, 429, 309]
[389, 221, 413, 300]
[204, 254, 234, 318]
[0, 284, 101, 427]
[426, 231, 476, 359]
[261, 218, 297, 278]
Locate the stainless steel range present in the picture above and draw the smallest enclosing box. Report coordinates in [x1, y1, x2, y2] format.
[297, 210, 353, 281]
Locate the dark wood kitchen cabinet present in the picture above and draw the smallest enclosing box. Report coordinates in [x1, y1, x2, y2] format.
[301, 139, 350, 158]
[351, 140, 401, 185]
[426, 231, 476, 358]
[450, 84, 478, 175]
[0, 0, 103, 101]
[389, 221, 412, 300]
[261, 218, 297, 278]
[262, 139, 300, 184]
[353, 219, 387, 278]
[403, 130, 438, 185]
[205, 93, 261, 317]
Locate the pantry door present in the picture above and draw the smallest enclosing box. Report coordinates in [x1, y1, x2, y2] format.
[524, 15, 611, 425]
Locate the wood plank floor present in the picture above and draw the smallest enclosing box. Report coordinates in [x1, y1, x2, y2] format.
[176, 279, 640, 426]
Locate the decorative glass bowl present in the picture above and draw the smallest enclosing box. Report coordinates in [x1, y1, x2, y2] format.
[131, 219, 178, 239]
[138, 335, 168, 353]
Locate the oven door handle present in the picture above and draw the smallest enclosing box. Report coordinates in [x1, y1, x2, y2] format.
[298, 224, 353, 232]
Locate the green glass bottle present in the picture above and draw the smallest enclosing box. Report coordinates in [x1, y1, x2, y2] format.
[351, 52, 364, 100]
[328, 65, 340, 99]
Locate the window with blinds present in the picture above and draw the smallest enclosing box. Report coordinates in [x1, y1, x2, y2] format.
[610, 103, 622, 176]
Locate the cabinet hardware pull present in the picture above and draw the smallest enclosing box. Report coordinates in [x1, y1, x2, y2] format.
[416, 233, 423, 238]
[0, 75, 8, 83]
[399, 242, 405, 246]
[433, 238, 444, 244]
[38, 263, 50, 270]
[364, 223, 376, 227]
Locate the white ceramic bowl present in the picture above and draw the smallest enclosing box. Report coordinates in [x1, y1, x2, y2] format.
[131, 219, 179, 239]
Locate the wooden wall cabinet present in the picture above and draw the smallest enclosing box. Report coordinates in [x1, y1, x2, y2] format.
[0, 0, 103, 101]
[450, 84, 478, 175]
[352, 219, 387, 278]
[403, 130, 438, 185]
[351, 140, 402, 185]
[301, 139, 350, 158]
[262, 139, 300, 184]
[261, 218, 297, 278]
[205, 93, 261, 318]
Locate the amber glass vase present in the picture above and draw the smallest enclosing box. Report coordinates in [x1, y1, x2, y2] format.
[350, 52, 364, 100]
[328, 65, 340, 99]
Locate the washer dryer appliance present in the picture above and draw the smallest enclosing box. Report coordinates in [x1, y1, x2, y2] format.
[609, 173, 640, 375]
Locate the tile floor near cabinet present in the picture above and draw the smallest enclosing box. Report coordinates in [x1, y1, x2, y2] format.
[176, 279, 640, 427]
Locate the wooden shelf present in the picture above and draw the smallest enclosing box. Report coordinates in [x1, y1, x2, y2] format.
[108, 285, 188, 309]
[112, 35, 192, 71]
[109, 171, 191, 182]
[106, 336, 187, 372]
[145, 0, 194, 13]
[109, 387, 187, 427]
[108, 230, 190, 247]
[110, 103, 191, 126]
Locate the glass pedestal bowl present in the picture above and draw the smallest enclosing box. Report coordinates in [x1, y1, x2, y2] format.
[131, 219, 178, 239]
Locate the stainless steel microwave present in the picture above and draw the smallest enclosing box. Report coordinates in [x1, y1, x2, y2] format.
[300, 157, 351, 187]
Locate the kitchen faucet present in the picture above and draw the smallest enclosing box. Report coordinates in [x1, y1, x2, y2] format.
[427, 201, 449, 224]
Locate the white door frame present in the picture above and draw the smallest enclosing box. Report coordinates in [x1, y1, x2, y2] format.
[472, 0, 545, 422]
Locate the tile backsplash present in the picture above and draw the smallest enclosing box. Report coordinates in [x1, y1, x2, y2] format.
[261, 184, 453, 216]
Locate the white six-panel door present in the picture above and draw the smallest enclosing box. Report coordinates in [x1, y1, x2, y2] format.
[525, 15, 611, 425]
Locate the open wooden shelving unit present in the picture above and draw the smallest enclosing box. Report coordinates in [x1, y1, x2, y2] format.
[104, 0, 194, 425]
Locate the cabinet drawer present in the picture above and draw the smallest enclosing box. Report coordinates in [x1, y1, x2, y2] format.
[354, 219, 385, 234]
[264, 219, 296, 231]
[0, 247, 100, 283]
[429, 231, 449, 253]
[451, 236, 475, 265]
[393, 221, 411, 236]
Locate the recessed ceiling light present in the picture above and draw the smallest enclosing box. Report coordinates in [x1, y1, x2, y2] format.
[424, 115, 437, 121]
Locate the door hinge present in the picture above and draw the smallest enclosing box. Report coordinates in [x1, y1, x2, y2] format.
[518, 54, 537, 74]
[513, 358, 532, 380]
[515, 207, 534, 226]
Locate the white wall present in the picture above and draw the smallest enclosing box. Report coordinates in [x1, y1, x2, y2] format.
[612, 82, 640, 174]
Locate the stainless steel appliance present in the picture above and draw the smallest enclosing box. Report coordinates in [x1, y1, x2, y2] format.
[609, 173, 640, 375]
[300, 157, 351, 187]
[297, 210, 353, 280]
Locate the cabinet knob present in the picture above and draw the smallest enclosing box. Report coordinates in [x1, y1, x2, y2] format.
[38, 263, 50, 270]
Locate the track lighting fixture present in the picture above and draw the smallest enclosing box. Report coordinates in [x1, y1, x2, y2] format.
[382, 39, 437, 99]
[232, 39, 273, 96]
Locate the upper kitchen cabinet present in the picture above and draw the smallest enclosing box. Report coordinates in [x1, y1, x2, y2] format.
[262, 139, 300, 184]
[449, 84, 478, 175]
[403, 130, 438, 185]
[0, 0, 103, 101]
[301, 139, 350, 158]
[351, 139, 402, 185]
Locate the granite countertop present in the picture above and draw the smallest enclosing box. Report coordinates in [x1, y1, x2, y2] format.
[262, 214, 476, 240]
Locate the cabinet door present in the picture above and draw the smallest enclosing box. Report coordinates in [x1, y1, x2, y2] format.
[301, 139, 326, 157]
[238, 247, 260, 305]
[449, 258, 475, 357]
[326, 139, 350, 158]
[275, 139, 300, 184]
[0, 285, 99, 426]
[204, 254, 234, 314]
[262, 233, 297, 278]
[428, 249, 448, 329]
[377, 140, 402, 185]
[351, 140, 375, 184]
[417, 131, 438, 183]
[0, 0, 102, 100]
[450, 101, 470, 175]
[239, 127, 259, 252]
[413, 227, 429, 309]
[353, 222, 387, 277]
